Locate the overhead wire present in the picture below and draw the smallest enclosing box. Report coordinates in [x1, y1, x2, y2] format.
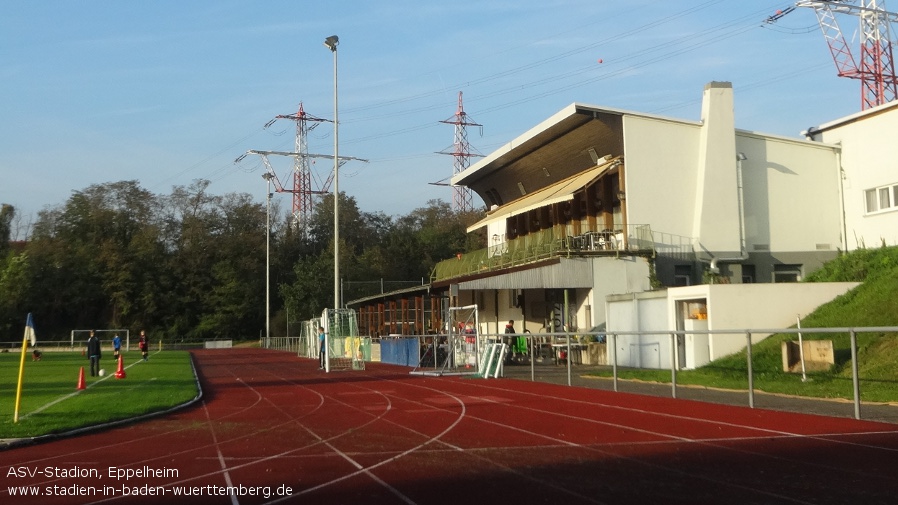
[340, 2, 797, 146]
[172, 2, 817, 193]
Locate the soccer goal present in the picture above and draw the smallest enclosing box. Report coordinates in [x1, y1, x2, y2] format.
[412, 304, 496, 377]
[298, 318, 322, 360]
[321, 308, 367, 372]
[70, 329, 130, 351]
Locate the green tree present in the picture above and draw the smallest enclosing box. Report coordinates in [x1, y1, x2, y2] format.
[0, 252, 31, 338]
[0, 204, 14, 258]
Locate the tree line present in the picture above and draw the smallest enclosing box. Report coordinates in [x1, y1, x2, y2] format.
[0, 180, 484, 342]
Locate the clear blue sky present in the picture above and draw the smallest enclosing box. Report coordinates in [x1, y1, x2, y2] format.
[0, 0, 867, 233]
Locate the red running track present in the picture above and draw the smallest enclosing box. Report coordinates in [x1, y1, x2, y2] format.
[2, 348, 898, 505]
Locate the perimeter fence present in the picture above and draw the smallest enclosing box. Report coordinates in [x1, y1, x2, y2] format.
[265, 326, 898, 421]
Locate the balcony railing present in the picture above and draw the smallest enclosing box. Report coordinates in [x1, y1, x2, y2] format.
[432, 224, 655, 282]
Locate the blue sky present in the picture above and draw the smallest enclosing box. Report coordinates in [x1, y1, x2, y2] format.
[0, 0, 868, 232]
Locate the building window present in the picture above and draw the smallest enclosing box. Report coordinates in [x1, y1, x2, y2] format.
[773, 264, 802, 283]
[673, 264, 692, 286]
[741, 264, 755, 284]
[864, 183, 898, 214]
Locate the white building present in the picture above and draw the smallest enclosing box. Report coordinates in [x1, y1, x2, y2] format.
[442, 82, 844, 336]
[804, 100, 898, 249]
[351, 83, 893, 370]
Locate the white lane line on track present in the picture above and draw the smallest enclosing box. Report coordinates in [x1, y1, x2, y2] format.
[73, 359, 331, 504]
[92, 363, 401, 504]
[324, 440, 416, 505]
[211, 360, 472, 505]
[318, 376, 614, 505]
[253, 371, 616, 505]
[202, 399, 240, 505]
[264, 390, 466, 505]
[227, 362, 424, 505]
[1, 354, 331, 503]
[358, 374, 828, 505]
[468, 379, 898, 453]
[283, 394, 418, 505]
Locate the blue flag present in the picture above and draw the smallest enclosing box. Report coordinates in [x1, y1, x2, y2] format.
[24, 312, 36, 346]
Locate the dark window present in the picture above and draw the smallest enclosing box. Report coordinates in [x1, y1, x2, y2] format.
[741, 264, 755, 284]
[673, 264, 692, 286]
[773, 264, 802, 283]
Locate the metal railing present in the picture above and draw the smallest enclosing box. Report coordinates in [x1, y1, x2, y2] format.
[490, 327, 898, 421]
[267, 337, 307, 355]
[260, 326, 898, 421]
[432, 223, 655, 281]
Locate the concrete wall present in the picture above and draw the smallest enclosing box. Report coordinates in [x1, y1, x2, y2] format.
[606, 282, 859, 369]
[670, 282, 859, 362]
[622, 116, 700, 241]
[736, 134, 843, 254]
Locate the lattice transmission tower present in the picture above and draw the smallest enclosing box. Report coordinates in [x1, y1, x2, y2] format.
[438, 92, 482, 212]
[769, 1, 898, 110]
[236, 103, 366, 237]
[265, 103, 331, 232]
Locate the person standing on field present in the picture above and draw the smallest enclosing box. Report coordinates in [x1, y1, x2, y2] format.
[318, 327, 326, 370]
[87, 330, 102, 376]
[112, 333, 122, 361]
[138, 330, 149, 361]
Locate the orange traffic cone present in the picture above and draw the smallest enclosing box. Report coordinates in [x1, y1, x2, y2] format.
[114, 355, 126, 379]
[77, 367, 86, 390]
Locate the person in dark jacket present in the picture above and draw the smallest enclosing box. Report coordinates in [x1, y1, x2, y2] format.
[87, 330, 102, 376]
[138, 330, 149, 361]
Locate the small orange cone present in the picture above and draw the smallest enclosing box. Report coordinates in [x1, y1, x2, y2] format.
[114, 355, 126, 379]
[77, 367, 86, 390]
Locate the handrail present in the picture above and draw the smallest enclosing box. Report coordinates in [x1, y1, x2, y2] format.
[432, 223, 655, 282]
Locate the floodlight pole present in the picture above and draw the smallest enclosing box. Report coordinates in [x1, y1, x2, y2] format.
[325, 34, 340, 310]
[262, 171, 274, 348]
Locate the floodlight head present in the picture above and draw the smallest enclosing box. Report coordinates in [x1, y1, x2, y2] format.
[324, 35, 339, 51]
[262, 172, 274, 181]
[736, 152, 747, 161]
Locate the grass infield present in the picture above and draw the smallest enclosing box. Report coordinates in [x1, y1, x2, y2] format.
[0, 350, 199, 440]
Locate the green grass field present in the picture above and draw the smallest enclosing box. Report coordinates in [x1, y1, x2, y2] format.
[0, 350, 199, 440]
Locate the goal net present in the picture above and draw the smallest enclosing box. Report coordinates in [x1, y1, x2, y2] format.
[70, 329, 131, 351]
[322, 308, 367, 372]
[412, 304, 493, 376]
[298, 318, 322, 360]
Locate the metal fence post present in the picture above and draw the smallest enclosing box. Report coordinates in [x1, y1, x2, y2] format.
[566, 332, 572, 387]
[746, 331, 754, 409]
[611, 332, 618, 392]
[670, 332, 677, 399]
[529, 333, 535, 382]
[850, 330, 861, 420]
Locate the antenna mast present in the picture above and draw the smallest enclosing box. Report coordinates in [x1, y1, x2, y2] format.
[438, 92, 482, 212]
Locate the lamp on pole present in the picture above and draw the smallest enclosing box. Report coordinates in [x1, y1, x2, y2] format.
[324, 34, 339, 310]
[262, 171, 274, 348]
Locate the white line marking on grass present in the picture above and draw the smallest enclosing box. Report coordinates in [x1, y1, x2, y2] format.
[21, 360, 149, 420]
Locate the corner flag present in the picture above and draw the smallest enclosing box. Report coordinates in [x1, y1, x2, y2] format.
[25, 312, 36, 347]
[14, 313, 36, 423]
